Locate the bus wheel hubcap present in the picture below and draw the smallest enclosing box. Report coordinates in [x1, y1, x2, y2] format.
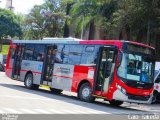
[26, 77, 32, 87]
[82, 87, 90, 98]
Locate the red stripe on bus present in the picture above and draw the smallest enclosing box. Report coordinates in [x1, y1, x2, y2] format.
[20, 70, 42, 74]
[53, 75, 72, 79]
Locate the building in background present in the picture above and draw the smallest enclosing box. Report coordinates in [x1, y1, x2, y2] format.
[5, 0, 14, 10]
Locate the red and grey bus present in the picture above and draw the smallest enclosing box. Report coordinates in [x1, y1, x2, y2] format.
[5, 38, 155, 106]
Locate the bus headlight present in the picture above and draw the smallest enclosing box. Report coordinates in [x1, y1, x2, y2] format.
[117, 84, 121, 90]
[121, 88, 126, 94]
[116, 84, 126, 94]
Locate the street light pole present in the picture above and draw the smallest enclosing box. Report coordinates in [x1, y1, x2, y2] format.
[6, 0, 14, 10]
[10, 0, 12, 10]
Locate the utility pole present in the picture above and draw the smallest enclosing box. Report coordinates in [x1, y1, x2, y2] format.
[10, 0, 12, 10]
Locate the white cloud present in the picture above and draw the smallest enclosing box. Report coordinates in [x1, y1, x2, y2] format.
[0, 0, 44, 14]
[0, 0, 6, 8]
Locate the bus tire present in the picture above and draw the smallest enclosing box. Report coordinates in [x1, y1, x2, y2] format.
[109, 100, 123, 106]
[78, 82, 94, 102]
[50, 88, 63, 94]
[24, 73, 34, 89]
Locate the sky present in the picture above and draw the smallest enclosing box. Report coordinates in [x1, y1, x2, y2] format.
[0, 0, 44, 14]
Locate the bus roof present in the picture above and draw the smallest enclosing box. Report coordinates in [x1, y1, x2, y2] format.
[12, 38, 154, 49]
[12, 38, 122, 45]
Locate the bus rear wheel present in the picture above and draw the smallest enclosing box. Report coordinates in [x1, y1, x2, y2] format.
[109, 100, 123, 106]
[50, 88, 63, 94]
[24, 73, 39, 90]
[78, 82, 95, 102]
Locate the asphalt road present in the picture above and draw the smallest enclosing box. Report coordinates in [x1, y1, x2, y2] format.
[0, 72, 160, 115]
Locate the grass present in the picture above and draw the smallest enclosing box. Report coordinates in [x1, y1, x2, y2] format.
[0, 45, 9, 55]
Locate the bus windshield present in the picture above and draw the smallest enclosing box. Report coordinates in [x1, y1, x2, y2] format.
[117, 53, 154, 83]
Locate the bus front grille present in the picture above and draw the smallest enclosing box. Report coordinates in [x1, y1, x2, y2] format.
[127, 94, 150, 101]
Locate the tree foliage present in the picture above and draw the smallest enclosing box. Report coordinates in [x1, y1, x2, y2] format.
[22, 0, 66, 39]
[0, 8, 22, 39]
[20, 0, 160, 47]
[70, 0, 118, 38]
[70, 0, 160, 45]
[109, 0, 160, 44]
[68, 0, 160, 59]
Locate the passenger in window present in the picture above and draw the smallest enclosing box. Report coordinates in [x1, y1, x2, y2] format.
[127, 62, 136, 74]
[52, 49, 62, 63]
[47, 49, 52, 62]
[37, 54, 42, 61]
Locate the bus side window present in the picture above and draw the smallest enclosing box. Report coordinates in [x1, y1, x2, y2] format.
[68, 45, 83, 65]
[23, 45, 34, 60]
[33, 45, 45, 61]
[81, 45, 99, 64]
[55, 44, 64, 63]
[61, 45, 70, 64]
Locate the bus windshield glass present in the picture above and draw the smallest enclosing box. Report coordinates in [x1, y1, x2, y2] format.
[117, 53, 154, 83]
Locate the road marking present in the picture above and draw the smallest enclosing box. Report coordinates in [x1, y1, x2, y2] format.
[72, 109, 89, 114]
[87, 110, 110, 114]
[3, 108, 22, 114]
[20, 108, 38, 114]
[0, 110, 5, 114]
[0, 107, 112, 114]
[34, 109, 52, 114]
[60, 109, 78, 114]
[0, 107, 157, 114]
[49, 109, 66, 114]
[0, 95, 53, 101]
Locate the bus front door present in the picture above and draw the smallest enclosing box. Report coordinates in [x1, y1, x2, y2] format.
[42, 46, 57, 86]
[94, 46, 117, 96]
[12, 45, 24, 79]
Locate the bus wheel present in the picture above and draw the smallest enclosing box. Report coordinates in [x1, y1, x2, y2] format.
[109, 100, 123, 106]
[50, 88, 63, 94]
[78, 82, 94, 102]
[24, 73, 34, 89]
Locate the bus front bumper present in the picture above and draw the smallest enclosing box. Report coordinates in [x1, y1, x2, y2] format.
[112, 89, 152, 104]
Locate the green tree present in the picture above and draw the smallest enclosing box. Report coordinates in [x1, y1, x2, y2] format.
[110, 0, 160, 44]
[0, 8, 22, 40]
[23, 0, 66, 39]
[24, 5, 46, 39]
[70, 0, 118, 39]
